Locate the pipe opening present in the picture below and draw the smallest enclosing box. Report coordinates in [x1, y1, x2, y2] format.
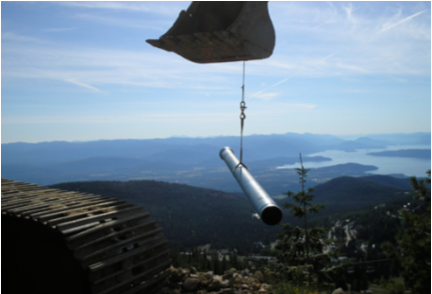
[261, 206, 283, 226]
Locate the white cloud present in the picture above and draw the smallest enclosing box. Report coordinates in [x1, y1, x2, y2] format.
[59, 1, 187, 16]
[336, 63, 369, 73]
[1, 42, 239, 92]
[268, 1, 430, 77]
[1, 32, 49, 44]
[249, 103, 317, 116]
[44, 28, 75, 32]
[2, 112, 236, 125]
[2, 1, 430, 95]
[343, 3, 355, 22]
[73, 13, 170, 31]
[281, 103, 316, 110]
[252, 92, 279, 101]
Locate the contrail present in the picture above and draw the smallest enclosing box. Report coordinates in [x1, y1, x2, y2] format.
[249, 51, 336, 99]
[64, 78, 103, 93]
[315, 52, 337, 65]
[380, 9, 428, 33]
[249, 76, 292, 99]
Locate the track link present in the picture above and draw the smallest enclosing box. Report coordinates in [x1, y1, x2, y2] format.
[2, 178, 171, 294]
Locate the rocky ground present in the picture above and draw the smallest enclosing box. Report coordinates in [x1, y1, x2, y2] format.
[162, 267, 270, 294]
[161, 267, 372, 294]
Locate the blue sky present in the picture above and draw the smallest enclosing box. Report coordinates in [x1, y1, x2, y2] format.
[1, 1, 431, 143]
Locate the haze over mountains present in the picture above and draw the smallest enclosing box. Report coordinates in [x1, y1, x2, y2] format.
[2, 132, 429, 252]
[2, 132, 430, 193]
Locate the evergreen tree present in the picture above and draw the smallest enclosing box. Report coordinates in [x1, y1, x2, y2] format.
[222, 255, 227, 273]
[201, 250, 208, 271]
[188, 250, 192, 263]
[271, 154, 342, 288]
[170, 248, 181, 268]
[382, 170, 431, 294]
[360, 271, 369, 291]
[230, 251, 239, 270]
[212, 251, 221, 274]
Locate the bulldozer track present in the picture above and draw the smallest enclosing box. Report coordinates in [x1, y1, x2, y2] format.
[2, 178, 171, 294]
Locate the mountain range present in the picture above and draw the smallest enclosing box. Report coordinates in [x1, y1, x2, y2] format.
[2, 132, 430, 189]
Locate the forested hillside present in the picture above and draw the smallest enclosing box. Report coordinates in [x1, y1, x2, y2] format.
[50, 180, 284, 253]
[50, 174, 411, 252]
[311, 176, 408, 214]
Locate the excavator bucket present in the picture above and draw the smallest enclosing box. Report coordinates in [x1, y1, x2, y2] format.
[146, 1, 275, 63]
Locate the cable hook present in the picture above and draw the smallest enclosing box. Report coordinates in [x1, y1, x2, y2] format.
[239, 61, 246, 164]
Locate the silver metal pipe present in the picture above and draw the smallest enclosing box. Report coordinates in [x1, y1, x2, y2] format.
[219, 147, 283, 225]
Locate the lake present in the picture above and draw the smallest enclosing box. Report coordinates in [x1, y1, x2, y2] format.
[278, 145, 431, 177]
